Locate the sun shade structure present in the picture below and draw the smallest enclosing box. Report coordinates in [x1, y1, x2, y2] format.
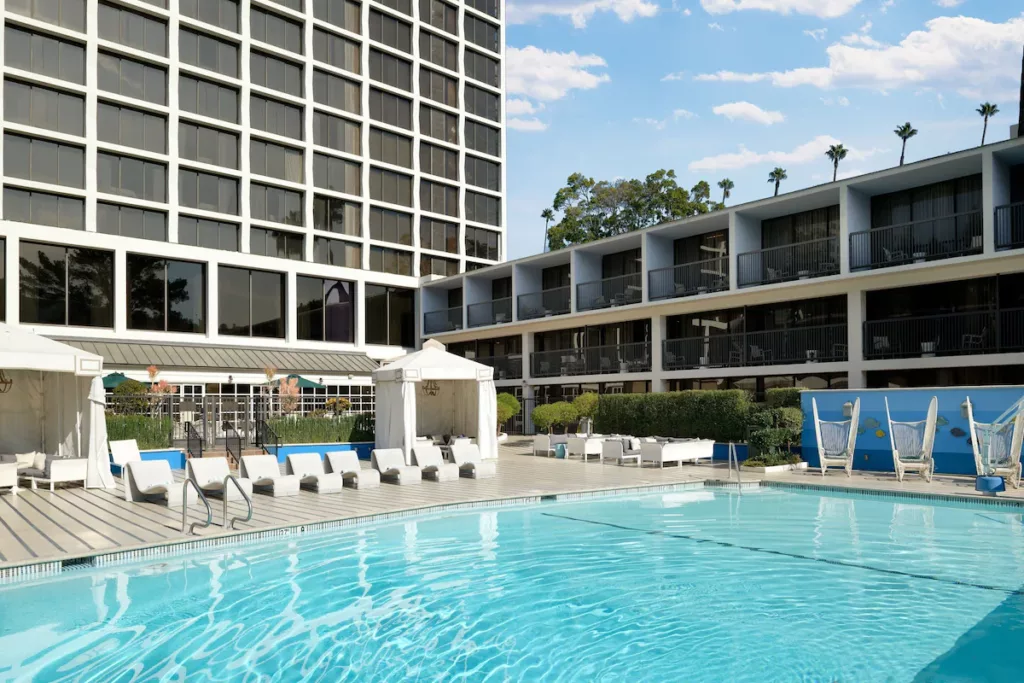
[812, 397, 860, 477]
[966, 396, 1024, 488]
[372, 339, 497, 465]
[885, 396, 938, 483]
[102, 372, 131, 389]
[265, 374, 326, 389]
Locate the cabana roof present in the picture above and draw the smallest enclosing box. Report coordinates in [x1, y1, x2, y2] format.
[373, 339, 493, 383]
[0, 324, 103, 376]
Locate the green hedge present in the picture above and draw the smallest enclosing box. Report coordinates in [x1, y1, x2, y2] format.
[106, 415, 172, 450]
[267, 415, 374, 444]
[765, 387, 802, 409]
[594, 390, 752, 442]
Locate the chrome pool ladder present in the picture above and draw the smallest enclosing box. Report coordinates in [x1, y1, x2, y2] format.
[222, 475, 253, 530]
[727, 441, 742, 493]
[182, 479, 213, 535]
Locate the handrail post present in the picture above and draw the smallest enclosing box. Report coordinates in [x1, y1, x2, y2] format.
[182, 479, 213, 535]
[222, 475, 253, 530]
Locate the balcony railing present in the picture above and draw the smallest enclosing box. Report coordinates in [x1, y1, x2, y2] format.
[850, 211, 983, 270]
[864, 308, 1024, 360]
[662, 324, 848, 370]
[996, 202, 1024, 251]
[531, 341, 651, 378]
[576, 273, 642, 312]
[475, 354, 523, 380]
[424, 306, 463, 335]
[517, 287, 571, 320]
[649, 257, 730, 301]
[467, 297, 512, 328]
[737, 237, 839, 288]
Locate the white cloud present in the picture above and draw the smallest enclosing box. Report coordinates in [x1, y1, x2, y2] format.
[506, 98, 544, 116]
[712, 101, 785, 124]
[935, 0, 964, 6]
[507, 117, 549, 132]
[700, 0, 861, 18]
[837, 95, 850, 106]
[662, 71, 686, 81]
[634, 109, 696, 130]
[683, 7, 692, 14]
[507, 0, 658, 28]
[804, 28, 827, 41]
[708, 22, 724, 30]
[879, 0, 895, 12]
[506, 46, 611, 101]
[688, 134, 884, 172]
[674, 108, 697, 119]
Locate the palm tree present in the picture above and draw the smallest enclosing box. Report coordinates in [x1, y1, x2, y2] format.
[825, 143, 848, 182]
[978, 102, 999, 145]
[894, 122, 917, 166]
[767, 168, 787, 197]
[718, 178, 734, 205]
[540, 208, 555, 252]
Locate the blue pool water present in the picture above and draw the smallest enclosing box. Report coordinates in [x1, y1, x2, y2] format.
[2, 487, 1024, 682]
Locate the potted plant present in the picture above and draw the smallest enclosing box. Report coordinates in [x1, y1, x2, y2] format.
[573, 392, 599, 435]
[495, 393, 521, 441]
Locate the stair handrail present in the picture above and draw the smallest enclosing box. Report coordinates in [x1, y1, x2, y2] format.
[182, 479, 213, 535]
[222, 475, 253, 530]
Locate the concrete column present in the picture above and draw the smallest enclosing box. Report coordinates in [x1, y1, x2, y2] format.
[843, 186, 871, 273]
[208, 262, 220, 340]
[846, 289, 866, 388]
[650, 314, 665, 393]
[521, 330, 534, 384]
[983, 149, 1010, 254]
[730, 212, 759, 289]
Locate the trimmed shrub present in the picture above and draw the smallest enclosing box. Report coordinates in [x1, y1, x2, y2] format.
[594, 390, 752, 442]
[267, 415, 374, 444]
[765, 387, 802, 409]
[496, 393, 521, 430]
[776, 407, 804, 445]
[747, 405, 779, 430]
[531, 404, 555, 433]
[550, 401, 579, 431]
[573, 392, 599, 421]
[110, 379, 151, 414]
[105, 415, 172, 450]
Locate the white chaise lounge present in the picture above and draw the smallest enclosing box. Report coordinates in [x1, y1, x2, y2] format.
[566, 437, 603, 462]
[240, 455, 301, 497]
[325, 451, 381, 489]
[285, 452, 344, 493]
[412, 445, 460, 482]
[187, 457, 253, 501]
[640, 439, 715, 468]
[813, 397, 861, 477]
[124, 460, 197, 508]
[449, 442, 496, 479]
[109, 439, 143, 476]
[371, 448, 422, 485]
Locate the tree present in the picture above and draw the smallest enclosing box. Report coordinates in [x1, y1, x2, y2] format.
[978, 102, 999, 145]
[573, 392, 600, 433]
[767, 167, 787, 197]
[496, 393, 521, 434]
[718, 178, 734, 205]
[540, 208, 555, 253]
[825, 144, 848, 182]
[894, 122, 917, 166]
[549, 401, 579, 433]
[531, 404, 555, 434]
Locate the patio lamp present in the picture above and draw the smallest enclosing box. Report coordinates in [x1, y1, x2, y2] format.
[961, 400, 970, 419]
[842, 401, 854, 417]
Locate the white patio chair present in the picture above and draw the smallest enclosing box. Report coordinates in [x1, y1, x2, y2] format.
[109, 439, 143, 475]
[240, 455, 300, 497]
[187, 457, 253, 501]
[885, 396, 938, 483]
[412, 445, 460, 482]
[285, 452, 344, 493]
[450, 442, 496, 479]
[124, 460, 197, 508]
[567, 436, 603, 462]
[324, 451, 381, 489]
[601, 437, 641, 466]
[533, 434, 556, 457]
[371, 448, 422, 485]
[966, 397, 1024, 489]
[812, 397, 860, 477]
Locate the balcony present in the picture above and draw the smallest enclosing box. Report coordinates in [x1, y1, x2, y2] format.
[531, 342, 651, 378]
[423, 306, 463, 335]
[576, 273, 642, 312]
[863, 309, 1024, 360]
[476, 354, 523, 380]
[467, 297, 512, 328]
[518, 287, 571, 320]
[663, 324, 849, 370]
[737, 237, 839, 288]
[996, 202, 1024, 251]
[649, 257, 730, 301]
[850, 211, 983, 270]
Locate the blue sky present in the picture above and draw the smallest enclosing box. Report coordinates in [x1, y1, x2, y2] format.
[502, 0, 1024, 259]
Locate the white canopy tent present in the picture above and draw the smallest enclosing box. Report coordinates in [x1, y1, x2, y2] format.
[0, 324, 115, 489]
[373, 339, 498, 465]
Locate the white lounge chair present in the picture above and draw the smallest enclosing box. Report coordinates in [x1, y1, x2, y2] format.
[567, 437, 603, 462]
[109, 439, 143, 475]
[813, 397, 860, 477]
[371, 448, 422, 485]
[240, 455, 301, 497]
[601, 437, 641, 465]
[640, 439, 715, 468]
[324, 451, 381, 489]
[533, 434, 556, 457]
[285, 452, 344, 493]
[966, 397, 1024, 488]
[885, 396, 938, 483]
[0, 459, 18, 495]
[449, 442, 496, 478]
[124, 460, 197, 508]
[412, 445, 460, 482]
[187, 457, 253, 501]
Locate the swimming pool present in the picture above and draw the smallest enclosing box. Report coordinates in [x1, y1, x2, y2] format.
[1, 486, 1023, 682]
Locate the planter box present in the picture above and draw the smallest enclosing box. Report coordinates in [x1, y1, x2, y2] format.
[742, 461, 808, 474]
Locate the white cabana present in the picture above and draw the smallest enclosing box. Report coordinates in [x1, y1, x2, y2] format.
[373, 339, 498, 465]
[0, 324, 115, 489]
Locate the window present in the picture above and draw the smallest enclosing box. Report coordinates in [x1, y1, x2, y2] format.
[420, 218, 458, 253]
[179, 75, 238, 123]
[365, 285, 415, 346]
[218, 267, 285, 338]
[4, 80, 84, 137]
[369, 89, 412, 129]
[251, 52, 303, 97]
[369, 49, 412, 91]
[19, 242, 113, 328]
[421, 142, 458, 180]
[465, 225, 500, 260]
[98, 3, 167, 55]
[8, 0, 85, 31]
[467, 0, 499, 19]
[420, 0, 457, 35]
[420, 31, 458, 72]
[369, 247, 413, 276]
[421, 105, 458, 144]
[3, 188, 84, 231]
[98, 102, 166, 154]
[97, 202, 167, 241]
[251, 7, 303, 54]
[250, 226, 304, 261]
[466, 155, 500, 191]
[312, 153, 361, 195]
[250, 95, 304, 140]
[180, 0, 239, 32]
[464, 15, 499, 52]
[369, 10, 411, 52]
[465, 49, 500, 88]
[466, 84, 500, 122]
[314, 196, 361, 236]
[98, 52, 166, 104]
[465, 120, 500, 157]
[251, 183, 303, 225]
[4, 134, 84, 188]
[421, 254, 458, 277]
[251, 139, 304, 183]
[314, 112, 361, 155]
[178, 216, 239, 251]
[314, 70, 361, 114]
[314, 0, 360, 32]
[370, 207, 412, 245]
[6, 26, 85, 84]
[467, 190, 501, 226]
[179, 28, 238, 78]
[179, 122, 238, 169]
[378, 0, 411, 15]
[465, 261, 484, 271]
[762, 206, 840, 248]
[369, 168, 413, 206]
[313, 236, 362, 268]
[313, 28, 360, 74]
[297, 276, 356, 343]
[370, 128, 412, 168]
[127, 255, 205, 333]
[420, 68, 457, 107]
[179, 169, 239, 215]
[420, 179, 458, 217]
[97, 152, 166, 202]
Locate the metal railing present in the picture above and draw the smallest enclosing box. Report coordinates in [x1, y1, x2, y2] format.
[182, 479, 212, 535]
[662, 324, 849, 369]
[223, 420, 242, 466]
[256, 419, 281, 457]
[576, 272, 643, 312]
[424, 306, 463, 334]
[517, 286, 571, 320]
[475, 354, 523, 380]
[864, 309, 1024, 359]
[185, 421, 202, 459]
[531, 341, 651, 378]
[222, 475, 253, 530]
[467, 297, 513, 328]
[649, 257, 729, 301]
[996, 202, 1024, 251]
[850, 211, 983, 270]
[737, 236, 839, 288]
